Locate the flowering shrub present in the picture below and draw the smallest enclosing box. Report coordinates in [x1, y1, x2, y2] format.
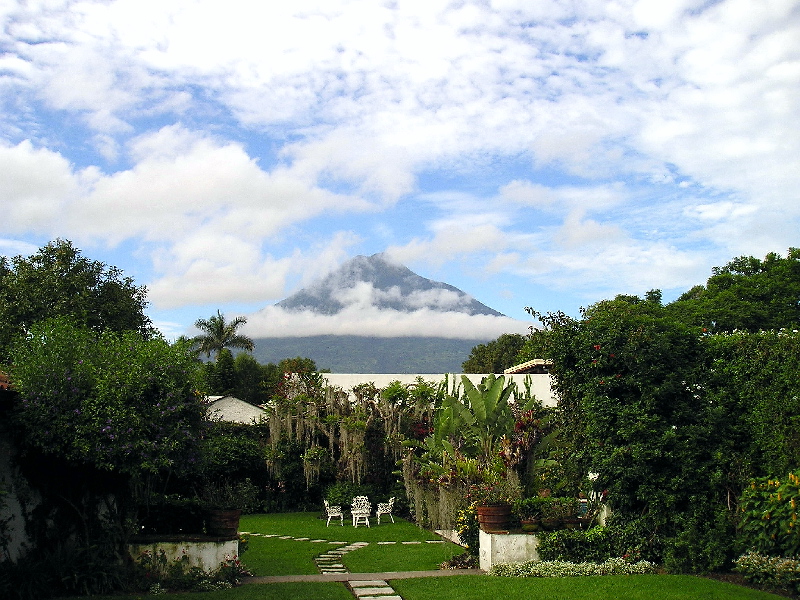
[738, 472, 800, 557]
[455, 503, 479, 555]
[734, 552, 800, 594]
[488, 557, 656, 577]
[134, 549, 251, 592]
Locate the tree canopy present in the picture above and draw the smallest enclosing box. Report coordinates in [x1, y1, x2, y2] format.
[462, 333, 527, 373]
[0, 239, 152, 362]
[664, 248, 800, 332]
[191, 310, 255, 359]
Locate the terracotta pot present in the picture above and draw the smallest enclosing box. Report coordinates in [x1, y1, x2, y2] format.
[476, 504, 512, 532]
[205, 509, 241, 537]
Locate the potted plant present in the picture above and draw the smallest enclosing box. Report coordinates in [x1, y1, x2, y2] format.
[200, 478, 259, 537]
[515, 497, 548, 532]
[467, 473, 522, 532]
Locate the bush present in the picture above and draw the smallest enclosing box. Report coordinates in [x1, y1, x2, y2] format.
[734, 552, 800, 594]
[537, 526, 612, 563]
[324, 481, 375, 508]
[488, 557, 656, 577]
[455, 503, 479, 556]
[738, 472, 800, 557]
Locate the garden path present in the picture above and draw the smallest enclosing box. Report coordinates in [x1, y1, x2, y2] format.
[241, 532, 483, 599]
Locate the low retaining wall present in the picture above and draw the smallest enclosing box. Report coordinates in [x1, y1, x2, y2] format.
[479, 530, 540, 571]
[128, 536, 239, 573]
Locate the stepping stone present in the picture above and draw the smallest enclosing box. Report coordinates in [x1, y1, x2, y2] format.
[357, 596, 401, 600]
[377, 541, 396, 545]
[263, 534, 278, 537]
[279, 535, 293, 539]
[295, 537, 310, 541]
[311, 539, 327, 542]
[425, 540, 445, 543]
[352, 587, 396, 597]
[401, 541, 422, 544]
[329, 541, 346, 544]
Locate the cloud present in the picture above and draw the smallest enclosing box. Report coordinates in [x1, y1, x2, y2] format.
[245, 304, 529, 339]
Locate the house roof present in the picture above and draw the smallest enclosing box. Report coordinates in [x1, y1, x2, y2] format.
[207, 395, 267, 424]
[503, 359, 553, 375]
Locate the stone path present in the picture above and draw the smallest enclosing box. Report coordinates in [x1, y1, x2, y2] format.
[240, 532, 482, 599]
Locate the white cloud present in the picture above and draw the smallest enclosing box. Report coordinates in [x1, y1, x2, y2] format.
[245, 304, 530, 339]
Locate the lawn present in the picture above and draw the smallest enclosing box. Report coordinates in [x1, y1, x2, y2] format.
[393, 574, 787, 600]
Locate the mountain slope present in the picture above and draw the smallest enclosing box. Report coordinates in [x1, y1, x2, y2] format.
[276, 253, 504, 316]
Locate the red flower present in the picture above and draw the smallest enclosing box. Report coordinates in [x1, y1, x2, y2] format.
[593, 344, 601, 350]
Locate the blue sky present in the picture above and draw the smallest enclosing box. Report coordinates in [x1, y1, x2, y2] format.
[2, 0, 798, 340]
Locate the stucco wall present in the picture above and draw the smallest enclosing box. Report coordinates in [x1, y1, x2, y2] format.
[323, 373, 556, 406]
[479, 530, 541, 571]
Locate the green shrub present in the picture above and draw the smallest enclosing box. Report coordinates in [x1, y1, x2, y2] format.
[738, 471, 800, 557]
[734, 552, 800, 594]
[488, 557, 656, 577]
[537, 526, 612, 563]
[324, 482, 375, 507]
[455, 503, 479, 556]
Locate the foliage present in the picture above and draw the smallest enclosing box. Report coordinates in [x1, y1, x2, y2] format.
[0, 239, 152, 362]
[738, 472, 800, 557]
[466, 477, 522, 506]
[488, 557, 657, 577]
[133, 548, 251, 593]
[455, 503, 480, 556]
[703, 330, 800, 478]
[324, 481, 375, 508]
[734, 552, 800, 595]
[192, 310, 255, 359]
[9, 317, 206, 477]
[462, 333, 527, 373]
[537, 527, 612, 563]
[200, 479, 261, 511]
[665, 248, 800, 333]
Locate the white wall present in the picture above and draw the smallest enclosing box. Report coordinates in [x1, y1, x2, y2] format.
[322, 373, 556, 406]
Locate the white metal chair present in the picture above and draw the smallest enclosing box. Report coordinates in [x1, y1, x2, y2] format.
[351, 495, 372, 527]
[324, 499, 344, 526]
[376, 497, 395, 524]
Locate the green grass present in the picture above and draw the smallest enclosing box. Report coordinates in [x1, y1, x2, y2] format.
[242, 535, 345, 575]
[66, 582, 354, 600]
[240, 511, 466, 575]
[240, 511, 440, 542]
[342, 540, 465, 573]
[392, 574, 788, 600]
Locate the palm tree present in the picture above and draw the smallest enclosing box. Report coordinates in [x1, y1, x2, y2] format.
[191, 310, 255, 359]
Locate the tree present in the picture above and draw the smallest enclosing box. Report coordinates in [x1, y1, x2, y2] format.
[191, 310, 254, 359]
[0, 239, 152, 362]
[665, 248, 800, 332]
[462, 333, 526, 373]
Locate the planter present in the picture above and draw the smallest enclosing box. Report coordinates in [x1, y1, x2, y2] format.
[476, 504, 512, 532]
[540, 518, 561, 531]
[204, 509, 241, 537]
[520, 518, 540, 532]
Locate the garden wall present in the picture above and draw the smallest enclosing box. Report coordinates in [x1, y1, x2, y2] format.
[127, 537, 239, 574]
[323, 373, 556, 406]
[479, 530, 541, 571]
